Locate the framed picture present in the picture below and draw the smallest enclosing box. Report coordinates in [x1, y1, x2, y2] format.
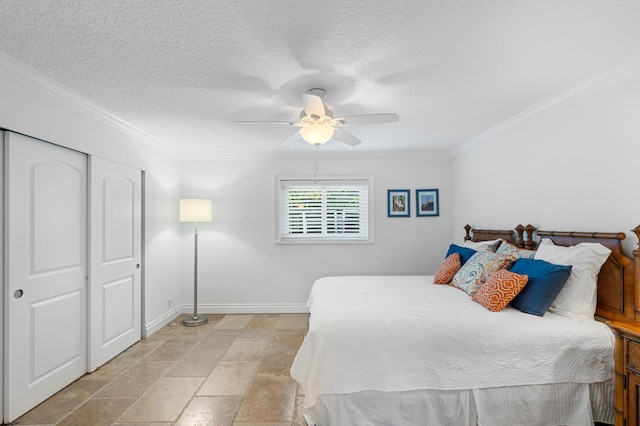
[387, 189, 410, 217]
[416, 189, 439, 217]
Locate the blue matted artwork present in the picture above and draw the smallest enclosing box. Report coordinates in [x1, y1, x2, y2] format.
[416, 189, 439, 217]
[387, 189, 410, 217]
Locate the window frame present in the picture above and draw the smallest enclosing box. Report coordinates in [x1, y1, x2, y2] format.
[276, 175, 374, 244]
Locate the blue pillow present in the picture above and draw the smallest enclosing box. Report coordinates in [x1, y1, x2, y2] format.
[509, 258, 572, 316]
[445, 244, 477, 266]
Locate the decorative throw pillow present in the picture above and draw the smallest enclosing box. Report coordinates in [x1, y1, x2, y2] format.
[445, 244, 477, 266]
[472, 269, 529, 312]
[509, 258, 572, 316]
[434, 253, 461, 284]
[496, 240, 536, 259]
[463, 239, 501, 253]
[451, 252, 515, 296]
[534, 238, 611, 319]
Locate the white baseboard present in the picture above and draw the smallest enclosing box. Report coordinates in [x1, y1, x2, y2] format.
[144, 303, 309, 336]
[143, 307, 181, 338]
[178, 303, 309, 314]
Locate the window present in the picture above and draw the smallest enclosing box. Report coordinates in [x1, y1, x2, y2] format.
[277, 177, 372, 243]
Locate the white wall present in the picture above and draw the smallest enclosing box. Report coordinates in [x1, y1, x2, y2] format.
[0, 53, 456, 328]
[180, 153, 453, 311]
[0, 55, 183, 334]
[453, 61, 640, 254]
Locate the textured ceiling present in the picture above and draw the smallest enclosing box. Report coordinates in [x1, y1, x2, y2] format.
[1, 1, 639, 155]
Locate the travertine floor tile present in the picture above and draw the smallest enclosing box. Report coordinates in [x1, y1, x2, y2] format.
[15, 377, 110, 425]
[85, 348, 149, 379]
[198, 361, 259, 396]
[196, 330, 238, 350]
[235, 374, 297, 422]
[275, 314, 308, 330]
[175, 395, 243, 426]
[166, 347, 226, 377]
[222, 337, 269, 361]
[257, 347, 298, 376]
[246, 314, 280, 331]
[203, 313, 227, 322]
[132, 325, 179, 350]
[269, 329, 305, 349]
[95, 361, 174, 398]
[120, 376, 203, 423]
[293, 394, 306, 426]
[144, 339, 194, 361]
[114, 344, 155, 358]
[57, 397, 136, 426]
[235, 328, 272, 338]
[215, 314, 254, 329]
[167, 332, 208, 346]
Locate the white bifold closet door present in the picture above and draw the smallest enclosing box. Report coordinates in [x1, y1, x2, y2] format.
[88, 157, 142, 371]
[5, 133, 88, 421]
[4, 133, 142, 422]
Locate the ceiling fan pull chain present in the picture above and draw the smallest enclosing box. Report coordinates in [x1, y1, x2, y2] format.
[314, 145, 319, 184]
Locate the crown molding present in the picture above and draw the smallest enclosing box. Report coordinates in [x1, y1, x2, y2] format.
[452, 52, 640, 158]
[180, 149, 452, 161]
[0, 51, 182, 157]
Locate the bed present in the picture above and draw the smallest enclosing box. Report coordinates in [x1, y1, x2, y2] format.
[290, 225, 639, 426]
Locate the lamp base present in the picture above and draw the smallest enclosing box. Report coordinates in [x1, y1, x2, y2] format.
[182, 315, 208, 327]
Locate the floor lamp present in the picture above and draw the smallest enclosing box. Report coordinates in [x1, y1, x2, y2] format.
[180, 198, 212, 327]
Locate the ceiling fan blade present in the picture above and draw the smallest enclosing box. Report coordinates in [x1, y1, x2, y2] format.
[333, 113, 399, 126]
[333, 128, 361, 146]
[301, 93, 326, 118]
[234, 120, 293, 125]
[279, 131, 303, 147]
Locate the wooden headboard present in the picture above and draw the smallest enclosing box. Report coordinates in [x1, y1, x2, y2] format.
[464, 224, 536, 249]
[464, 224, 640, 322]
[538, 229, 638, 323]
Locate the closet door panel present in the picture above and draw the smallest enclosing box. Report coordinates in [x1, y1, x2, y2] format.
[4, 132, 87, 422]
[88, 157, 142, 371]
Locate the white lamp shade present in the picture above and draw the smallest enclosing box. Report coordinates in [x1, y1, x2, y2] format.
[300, 125, 335, 145]
[180, 198, 212, 222]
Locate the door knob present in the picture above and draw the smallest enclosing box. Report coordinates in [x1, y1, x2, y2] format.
[14, 289, 23, 298]
[136, 264, 140, 269]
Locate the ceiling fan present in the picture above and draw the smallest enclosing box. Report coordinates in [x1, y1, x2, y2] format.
[235, 88, 399, 147]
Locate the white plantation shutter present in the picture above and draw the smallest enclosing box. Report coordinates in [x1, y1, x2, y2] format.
[279, 178, 370, 242]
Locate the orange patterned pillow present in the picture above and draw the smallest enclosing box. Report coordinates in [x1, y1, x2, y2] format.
[472, 269, 529, 312]
[434, 253, 461, 284]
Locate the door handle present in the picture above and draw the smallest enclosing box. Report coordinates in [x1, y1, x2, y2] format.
[136, 264, 140, 269]
[14, 289, 23, 298]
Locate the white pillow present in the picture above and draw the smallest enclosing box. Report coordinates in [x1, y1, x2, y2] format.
[533, 238, 611, 319]
[463, 239, 501, 252]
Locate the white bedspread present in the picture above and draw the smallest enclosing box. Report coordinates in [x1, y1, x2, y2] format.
[290, 275, 615, 408]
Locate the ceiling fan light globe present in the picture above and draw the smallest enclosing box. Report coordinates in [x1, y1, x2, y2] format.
[300, 125, 335, 145]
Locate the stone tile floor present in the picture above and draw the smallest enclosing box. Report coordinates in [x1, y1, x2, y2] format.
[13, 313, 309, 425]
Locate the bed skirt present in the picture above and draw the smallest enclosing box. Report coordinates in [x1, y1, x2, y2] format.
[302, 380, 614, 426]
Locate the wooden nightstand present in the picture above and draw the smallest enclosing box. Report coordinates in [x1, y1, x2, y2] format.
[608, 321, 640, 426]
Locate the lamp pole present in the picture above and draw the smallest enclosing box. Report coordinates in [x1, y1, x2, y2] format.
[180, 198, 212, 327]
[183, 221, 207, 326]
